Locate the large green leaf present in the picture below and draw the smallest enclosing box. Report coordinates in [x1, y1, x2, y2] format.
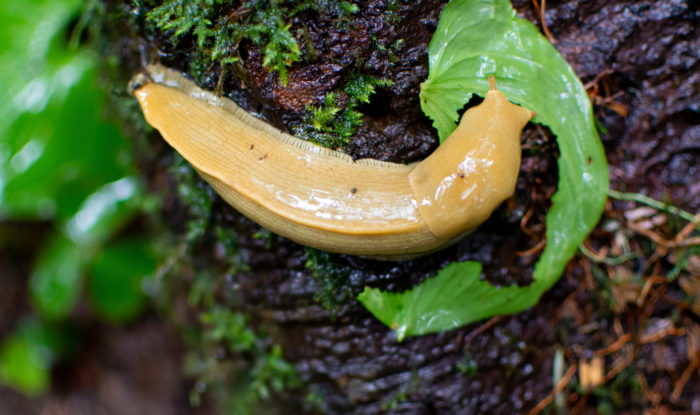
[360, 0, 609, 338]
[0, 0, 134, 221]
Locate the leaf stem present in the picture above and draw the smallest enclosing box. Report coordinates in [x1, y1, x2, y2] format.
[607, 189, 699, 227]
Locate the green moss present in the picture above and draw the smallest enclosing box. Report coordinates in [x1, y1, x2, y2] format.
[379, 372, 421, 411]
[456, 353, 478, 377]
[297, 74, 393, 148]
[186, 304, 300, 413]
[169, 155, 214, 243]
[304, 248, 356, 313]
[252, 227, 275, 249]
[200, 306, 258, 351]
[143, 0, 359, 85]
[216, 226, 250, 275]
[305, 388, 330, 414]
[668, 245, 700, 281]
[143, 0, 395, 148]
[385, 0, 401, 24]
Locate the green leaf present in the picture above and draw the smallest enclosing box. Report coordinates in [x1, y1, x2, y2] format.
[30, 234, 85, 320]
[359, 261, 548, 341]
[0, 0, 137, 222]
[0, 326, 51, 397]
[360, 0, 609, 338]
[0, 318, 73, 396]
[1, 65, 134, 221]
[88, 238, 157, 323]
[62, 176, 142, 246]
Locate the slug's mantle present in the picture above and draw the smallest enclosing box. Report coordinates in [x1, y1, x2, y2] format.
[131, 64, 534, 259]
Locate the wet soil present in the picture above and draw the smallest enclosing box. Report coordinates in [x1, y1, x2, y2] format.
[2, 0, 698, 414]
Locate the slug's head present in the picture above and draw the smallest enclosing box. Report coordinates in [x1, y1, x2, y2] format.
[408, 77, 535, 239]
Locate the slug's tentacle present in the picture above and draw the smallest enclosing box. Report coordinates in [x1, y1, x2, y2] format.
[132, 65, 534, 259]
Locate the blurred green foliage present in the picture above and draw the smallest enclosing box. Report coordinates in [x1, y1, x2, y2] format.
[185, 287, 300, 414]
[0, 319, 76, 397]
[0, 0, 156, 395]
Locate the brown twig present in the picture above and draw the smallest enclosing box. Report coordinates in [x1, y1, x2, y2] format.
[526, 362, 577, 415]
[601, 351, 635, 385]
[520, 205, 539, 240]
[594, 333, 633, 357]
[637, 371, 663, 406]
[516, 239, 547, 257]
[627, 222, 700, 249]
[585, 69, 628, 116]
[636, 276, 667, 307]
[639, 326, 686, 344]
[584, 69, 615, 91]
[531, 0, 557, 44]
[677, 215, 700, 242]
[671, 359, 699, 402]
[671, 328, 699, 401]
[464, 316, 502, 344]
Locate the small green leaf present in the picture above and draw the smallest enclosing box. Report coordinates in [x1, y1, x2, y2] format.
[88, 238, 157, 323]
[0, 327, 50, 397]
[360, 0, 609, 338]
[0, 318, 73, 396]
[30, 235, 85, 320]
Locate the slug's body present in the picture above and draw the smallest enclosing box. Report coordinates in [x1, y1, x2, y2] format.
[132, 65, 533, 259]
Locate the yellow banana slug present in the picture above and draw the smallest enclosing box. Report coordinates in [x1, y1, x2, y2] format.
[131, 64, 534, 259]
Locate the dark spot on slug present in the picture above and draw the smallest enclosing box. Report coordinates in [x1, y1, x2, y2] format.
[350, 187, 357, 194]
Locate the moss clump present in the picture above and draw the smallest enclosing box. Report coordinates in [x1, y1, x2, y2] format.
[143, 0, 359, 85]
[297, 74, 393, 148]
[185, 274, 300, 413]
[304, 248, 358, 313]
[169, 155, 214, 243]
